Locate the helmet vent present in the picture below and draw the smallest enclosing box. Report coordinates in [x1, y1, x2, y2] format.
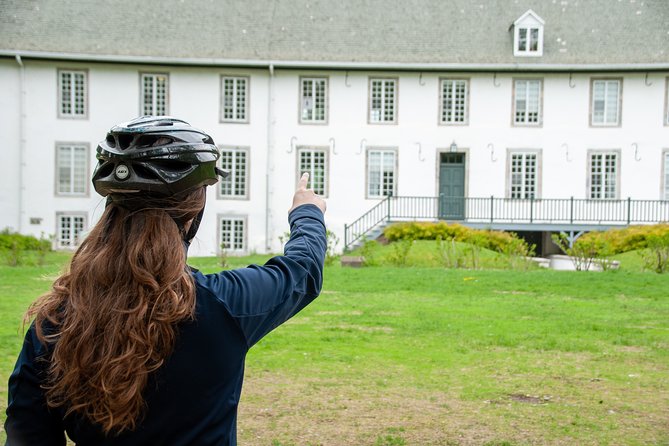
[152, 160, 192, 172]
[105, 135, 116, 148]
[133, 164, 159, 180]
[118, 134, 134, 150]
[137, 135, 173, 148]
[96, 162, 114, 179]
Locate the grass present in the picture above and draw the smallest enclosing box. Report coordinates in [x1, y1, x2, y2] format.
[1, 250, 668, 445]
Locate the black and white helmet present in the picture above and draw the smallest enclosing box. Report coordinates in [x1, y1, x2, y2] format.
[92, 116, 227, 197]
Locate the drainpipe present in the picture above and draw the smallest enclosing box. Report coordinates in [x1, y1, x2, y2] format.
[265, 64, 274, 252]
[15, 55, 25, 233]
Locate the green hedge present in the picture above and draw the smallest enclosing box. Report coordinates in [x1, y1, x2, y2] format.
[0, 229, 51, 251]
[383, 222, 529, 254]
[576, 224, 669, 254]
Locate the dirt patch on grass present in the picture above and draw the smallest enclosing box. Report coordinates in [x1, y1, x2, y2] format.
[239, 372, 556, 446]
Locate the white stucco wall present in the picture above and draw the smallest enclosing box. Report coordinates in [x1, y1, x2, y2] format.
[1, 58, 667, 256]
[0, 59, 22, 232]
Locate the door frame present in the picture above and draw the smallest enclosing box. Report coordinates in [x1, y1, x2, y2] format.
[435, 146, 470, 200]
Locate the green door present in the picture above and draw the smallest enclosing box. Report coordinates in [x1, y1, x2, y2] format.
[439, 153, 465, 220]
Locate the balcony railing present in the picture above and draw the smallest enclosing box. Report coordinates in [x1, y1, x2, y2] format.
[344, 196, 669, 251]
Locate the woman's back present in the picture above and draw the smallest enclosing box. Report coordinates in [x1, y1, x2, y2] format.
[5, 117, 327, 446]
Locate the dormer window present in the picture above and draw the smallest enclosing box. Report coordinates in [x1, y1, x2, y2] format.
[513, 10, 545, 57]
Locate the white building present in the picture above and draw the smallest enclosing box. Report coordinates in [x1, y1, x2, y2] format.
[1, 1, 668, 256]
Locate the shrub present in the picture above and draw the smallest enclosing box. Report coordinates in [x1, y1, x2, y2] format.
[552, 232, 613, 271]
[435, 236, 467, 269]
[641, 232, 669, 273]
[0, 229, 53, 266]
[386, 238, 414, 267]
[360, 238, 381, 266]
[384, 222, 527, 255]
[578, 224, 669, 254]
[324, 229, 339, 266]
[0, 229, 51, 251]
[501, 236, 536, 270]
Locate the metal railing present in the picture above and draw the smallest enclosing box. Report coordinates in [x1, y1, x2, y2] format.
[343, 196, 669, 251]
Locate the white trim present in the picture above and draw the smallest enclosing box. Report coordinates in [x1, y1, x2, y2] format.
[587, 149, 621, 200]
[56, 212, 87, 250]
[57, 68, 88, 119]
[139, 72, 169, 116]
[296, 146, 329, 197]
[54, 142, 89, 197]
[220, 75, 250, 123]
[4, 50, 668, 72]
[217, 146, 250, 200]
[218, 215, 247, 254]
[299, 76, 329, 124]
[366, 147, 398, 198]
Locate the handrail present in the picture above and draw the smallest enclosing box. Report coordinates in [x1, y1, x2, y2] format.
[344, 195, 392, 251]
[343, 195, 669, 251]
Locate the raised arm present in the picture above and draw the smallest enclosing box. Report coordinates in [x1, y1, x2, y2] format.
[196, 173, 327, 347]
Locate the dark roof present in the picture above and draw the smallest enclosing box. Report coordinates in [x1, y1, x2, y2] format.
[1, 0, 668, 68]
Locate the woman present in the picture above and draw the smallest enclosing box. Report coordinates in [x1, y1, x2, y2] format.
[5, 116, 327, 445]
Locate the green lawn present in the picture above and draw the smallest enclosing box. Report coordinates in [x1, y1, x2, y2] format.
[1, 252, 668, 445]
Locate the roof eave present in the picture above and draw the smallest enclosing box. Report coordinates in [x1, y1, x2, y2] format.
[2, 50, 669, 72]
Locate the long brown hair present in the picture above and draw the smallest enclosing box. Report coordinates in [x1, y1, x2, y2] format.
[27, 187, 206, 434]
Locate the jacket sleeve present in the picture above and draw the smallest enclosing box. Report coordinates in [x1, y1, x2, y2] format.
[197, 204, 327, 347]
[5, 324, 66, 446]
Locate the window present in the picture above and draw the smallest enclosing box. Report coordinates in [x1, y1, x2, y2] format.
[300, 77, 327, 124]
[56, 144, 88, 196]
[369, 78, 397, 124]
[513, 10, 545, 57]
[440, 79, 468, 125]
[219, 217, 246, 252]
[220, 76, 249, 123]
[663, 150, 669, 200]
[58, 69, 87, 118]
[141, 73, 168, 115]
[219, 147, 249, 199]
[508, 152, 539, 199]
[57, 214, 86, 249]
[367, 149, 396, 198]
[588, 151, 619, 199]
[513, 79, 542, 125]
[297, 147, 328, 196]
[591, 79, 622, 126]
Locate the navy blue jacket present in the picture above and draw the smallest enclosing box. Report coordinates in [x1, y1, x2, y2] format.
[5, 204, 326, 446]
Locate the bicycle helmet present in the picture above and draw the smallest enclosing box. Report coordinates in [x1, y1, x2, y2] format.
[92, 116, 227, 197]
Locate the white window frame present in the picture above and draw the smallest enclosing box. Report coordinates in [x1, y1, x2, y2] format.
[55, 143, 89, 196]
[662, 149, 669, 200]
[366, 148, 397, 198]
[590, 78, 622, 127]
[217, 146, 249, 200]
[140, 72, 169, 116]
[296, 146, 329, 197]
[513, 10, 545, 57]
[368, 78, 398, 124]
[299, 77, 328, 124]
[507, 150, 541, 199]
[587, 150, 621, 200]
[512, 78, 543, 126]
[439, 78, 469, 125]
[220, 75, 249, 123]
[56, 213, 86, 250]
[57, 69, 88, 119]
[218, 216, 247, 254]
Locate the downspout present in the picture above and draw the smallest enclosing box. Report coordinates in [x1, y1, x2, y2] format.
[15, 55, 25, 233]
[265, 64, 274, 252]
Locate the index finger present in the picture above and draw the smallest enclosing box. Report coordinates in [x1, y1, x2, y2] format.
[297, 172, 310, 190]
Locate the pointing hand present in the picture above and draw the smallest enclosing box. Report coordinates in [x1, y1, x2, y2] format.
[289, 172, 327, 214]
